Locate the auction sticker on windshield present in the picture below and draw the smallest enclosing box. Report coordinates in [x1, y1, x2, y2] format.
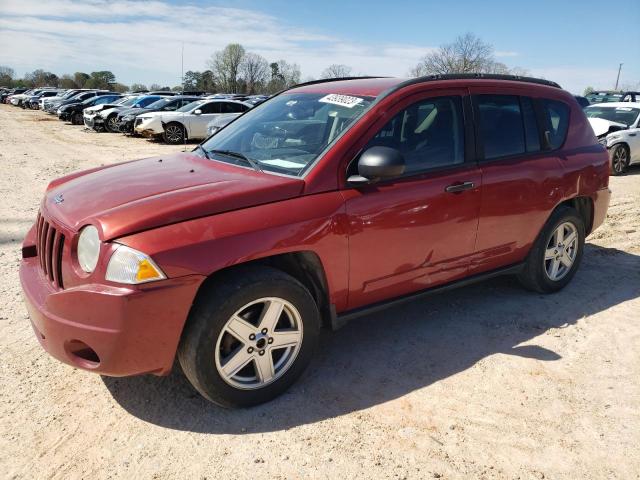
[319, 94, 364, 108]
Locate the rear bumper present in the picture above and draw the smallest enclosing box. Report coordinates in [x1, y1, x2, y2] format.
[20, 256, 205, 376]
[591, 187, 611, 233]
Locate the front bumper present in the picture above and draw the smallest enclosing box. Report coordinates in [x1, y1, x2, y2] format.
[118, 119, 135, 133]
[20, 255, 204, 376]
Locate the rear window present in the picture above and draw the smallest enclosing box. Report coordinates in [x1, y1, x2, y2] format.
[540, 99, 569, 150]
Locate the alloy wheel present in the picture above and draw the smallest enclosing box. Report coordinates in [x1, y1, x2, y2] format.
[544, 221, 578, 281]
[612, 147, 627, 174]
[214, 297, 304, 390]
[165, 125, 184, 143]
[107, 116, 119, 132]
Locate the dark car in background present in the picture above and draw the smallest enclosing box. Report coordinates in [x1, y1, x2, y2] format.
[99, 95, 166, 132]
[115, 95, 199, 134]
[586, 90, 640, 104]
[83, 95, 139, 131]
[2, 87, 28, 103]
[54, 91, 112, 117]
[58, 94, 123, 124]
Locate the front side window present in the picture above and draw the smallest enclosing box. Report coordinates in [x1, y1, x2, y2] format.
[540, 99, 569, 150]
[363, 96, 465, 174]
[200, 93, 374, 176]
[476, 95, 526, 159]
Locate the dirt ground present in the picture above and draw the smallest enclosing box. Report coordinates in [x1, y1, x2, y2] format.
[1, 104, 639, 480]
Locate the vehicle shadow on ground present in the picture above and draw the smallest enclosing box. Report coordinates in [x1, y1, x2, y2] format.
[103, 244, 640, 433]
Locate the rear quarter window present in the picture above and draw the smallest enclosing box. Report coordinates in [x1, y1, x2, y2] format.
[540, 99, 570, 150]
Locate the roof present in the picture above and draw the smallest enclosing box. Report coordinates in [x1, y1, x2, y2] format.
[288, 74, 561, 98]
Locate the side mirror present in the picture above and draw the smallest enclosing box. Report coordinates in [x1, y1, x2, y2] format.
[194, 109, 202, 115]
[347, 146, 405, 185]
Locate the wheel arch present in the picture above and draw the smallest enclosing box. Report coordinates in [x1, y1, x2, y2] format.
[194, 251, 333, 329]
[555, 196, 594, 235]
[163, 120, 189, 139]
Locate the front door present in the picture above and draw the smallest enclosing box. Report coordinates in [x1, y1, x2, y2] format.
[343, 92, 482, 310]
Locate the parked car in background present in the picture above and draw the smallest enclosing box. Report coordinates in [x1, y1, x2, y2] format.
[98, 95, 166, 132]
[10, 88, 39, 107]
[134, 99, 250, 143]
[586, 90, 640, 104]
[26, 90, 63, 109]
[574, 95, 590, 108]
[118, 95, 202, 135]
[83, 95, 139, 131]
[55, 91, 112, 118]
[586, 102, 640, 175]
[111, 95, 174, 133]
[2, 87, 28, 103]
[206, 113, 241, 137]
[59, 94, 123, 124]
[45, 89, 104, 113]
[19, 75, 611, 407]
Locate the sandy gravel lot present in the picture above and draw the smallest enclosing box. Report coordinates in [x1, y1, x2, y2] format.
[1, 104, 639, 480]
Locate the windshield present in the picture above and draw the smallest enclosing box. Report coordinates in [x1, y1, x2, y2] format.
[117, 96, 137, 106]
[586, 92, 623, 104]
[585, 106, 640, 127]
[178, 100, 204, 112]
[200, 92, 374, 176]
[133, 96, 162, 108]
[146, 98, 172, 109]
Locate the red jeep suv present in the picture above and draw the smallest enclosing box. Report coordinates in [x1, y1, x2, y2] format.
[20, 75, 610, 407]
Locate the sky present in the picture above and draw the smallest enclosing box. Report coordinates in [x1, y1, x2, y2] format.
[0, 0, 638, 94]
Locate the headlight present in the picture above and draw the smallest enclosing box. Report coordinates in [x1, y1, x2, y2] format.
[77, 226, 100, 273]
[105, 245, 166, 284]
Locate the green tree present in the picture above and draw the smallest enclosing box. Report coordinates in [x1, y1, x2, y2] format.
[0, 65, 15, 86]
[208, 43, 246, 93]
[73, 72, 90, 88]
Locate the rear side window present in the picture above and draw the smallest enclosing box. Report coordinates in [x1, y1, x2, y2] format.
[540, 99, 569, 150]
[476, 95, 525, 159]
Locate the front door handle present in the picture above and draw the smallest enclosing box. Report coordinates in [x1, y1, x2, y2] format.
[445, 181, 475, 193]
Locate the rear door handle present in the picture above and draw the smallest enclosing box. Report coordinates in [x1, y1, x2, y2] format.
[445, 181, 475, 193]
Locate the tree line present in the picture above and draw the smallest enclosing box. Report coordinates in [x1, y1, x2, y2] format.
[0, 34, 548, 95]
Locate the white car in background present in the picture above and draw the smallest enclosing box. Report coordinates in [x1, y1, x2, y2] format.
[586, 102, 640, 175]
[134, 99, 250, 144]
[206, 113, 242, 137]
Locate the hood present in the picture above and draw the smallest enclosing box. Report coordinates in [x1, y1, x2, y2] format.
[588, 117, 626, 137]
[42, 152, 305, 240]
[117, 107, 148, 118]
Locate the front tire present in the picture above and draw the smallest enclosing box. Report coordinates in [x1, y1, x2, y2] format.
[610, 144, 629, 176]
[178, 266, 320, 408]
[104, 114, 119, 133]
[71, 112, 83, 125]
[518, 206, 585, 293]
[163, 122, 186, 144]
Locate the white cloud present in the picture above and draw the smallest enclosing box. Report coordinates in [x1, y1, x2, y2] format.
[0, 0, 435, 86]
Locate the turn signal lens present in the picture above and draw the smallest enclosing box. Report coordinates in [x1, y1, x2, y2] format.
[105, 245, 166, 284]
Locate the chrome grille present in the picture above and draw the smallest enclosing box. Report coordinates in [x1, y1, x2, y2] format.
[35, 212, 65, 289]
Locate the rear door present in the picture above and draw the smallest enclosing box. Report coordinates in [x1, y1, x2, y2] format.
[190, 101, 221, 138]
[468, 89, 568, 275]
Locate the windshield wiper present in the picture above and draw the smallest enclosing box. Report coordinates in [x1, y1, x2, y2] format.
[195, 144, 210, 160]
[209, 149, 262, 172]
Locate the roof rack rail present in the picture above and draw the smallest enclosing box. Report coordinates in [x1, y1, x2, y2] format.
[408, 73, 561, 89]
[283, 76, 386, 93]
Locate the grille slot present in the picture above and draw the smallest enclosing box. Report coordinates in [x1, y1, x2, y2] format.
[35, 212, 65, 289]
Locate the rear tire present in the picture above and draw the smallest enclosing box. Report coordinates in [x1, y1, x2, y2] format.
[178, 266, 320, 408]
[163, 122, 186, 144]
[518, 206, 585, 293]
[610, 144, 629, 176]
